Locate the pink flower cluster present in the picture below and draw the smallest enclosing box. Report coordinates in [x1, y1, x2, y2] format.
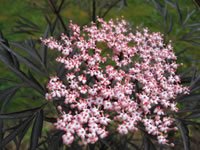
[41, 17, 189, 146]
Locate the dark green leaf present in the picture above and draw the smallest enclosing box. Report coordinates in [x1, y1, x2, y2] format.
[190, 73, 200, 89]
[127, 141, 140, 150]
[44, 117, 57, 123]
[152, 18, 165, 30]
[180, 66, 194, 78]
[0, 107, 40, 119]
[176, 119, 190, 150]
[163, 4, 168, 26]
[0, 78, 18, 83]
[190, 36, 200, 39]
[0, 119, 3, 148]
[176, 47, 191, 56]
[0, 42, 47, 77]
[183, 120, 200, 125]
[0, 85, 21, 113]
[186, 112, 200, 119]
[24, 38, 40, 58]
[18, 16, 40, 30]
[183, 10, 196, 26]
[2, 62, 44, 95]
[184, 40, 200, 47]
[175, 2, 182, 25]
[0, 50, 44, 95]
[183, 22, 200, 27]
[0, 31, 19, 69]
[9, 41, 41, 62]
[37, 140, 48, 150]
[117, 0, 128, 12]
[11, 29, 34, 35]
[0, 30, 9, 46]
[30, 110, 44, 150]
[191, 62, 197, 83]
[143, 133, 156, 150]
[165, 0, 176, 7]
[0, 86, 20, 102]
[99, 138, 112, 149]
[179, 95, 200, 102]
[16, 117, 33, 150]
[167, 14, 173, 33]
[57, 64, 66, 80]
[28, 70, 45, 93]
[153, 0, 164, 15]
[48, 131, 65, 150]
[40, 24, 50, 67]
[180, 27, 200, 40]
[0, 116, 34, 148]
[190, 86, 200, 93]
[51, 18, 59, 35]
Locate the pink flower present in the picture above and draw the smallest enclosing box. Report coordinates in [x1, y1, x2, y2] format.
[41, 17, 189, 146]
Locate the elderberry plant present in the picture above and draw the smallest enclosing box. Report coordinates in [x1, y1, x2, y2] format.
[41, 17, 189, 146]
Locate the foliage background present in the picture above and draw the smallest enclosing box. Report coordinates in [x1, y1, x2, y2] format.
[0, 0, 200, 150]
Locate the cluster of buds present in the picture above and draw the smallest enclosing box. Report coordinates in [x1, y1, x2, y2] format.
[41, 17, 189, 146]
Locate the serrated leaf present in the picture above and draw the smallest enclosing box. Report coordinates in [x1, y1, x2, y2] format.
[176, 119, 190, 150]
[0, 116, 34, 148]
[30, 110, 44, 150]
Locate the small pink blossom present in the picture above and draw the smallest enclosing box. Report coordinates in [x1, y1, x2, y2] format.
[41, 17, 189, 146]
